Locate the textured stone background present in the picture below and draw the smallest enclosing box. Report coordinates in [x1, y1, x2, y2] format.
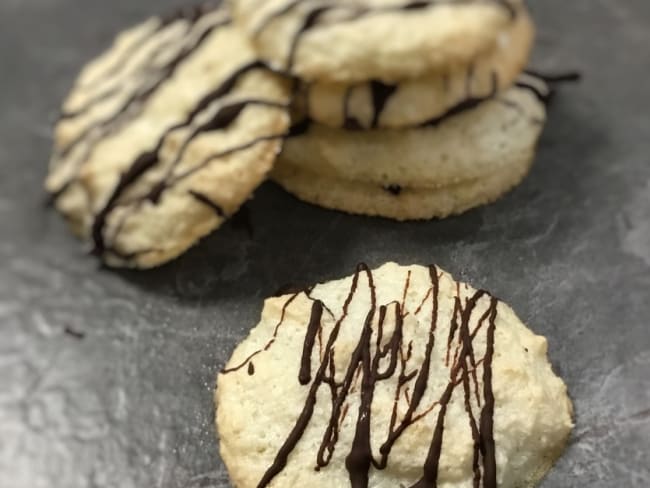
[1, 1, 649, 487]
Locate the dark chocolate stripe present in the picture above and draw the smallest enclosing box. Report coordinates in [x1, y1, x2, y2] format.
[523, 69, 582, 84]
[188, 190, 225, 217]
[479, 298, 499, 488]
[515, 80, 551, 105]
[299, 301, 324, 385]
[422, 71, 498, 127]
[369, 81, 398, 128]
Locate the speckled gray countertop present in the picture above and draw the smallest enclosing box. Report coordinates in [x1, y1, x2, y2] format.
[1, 1, 649, 487]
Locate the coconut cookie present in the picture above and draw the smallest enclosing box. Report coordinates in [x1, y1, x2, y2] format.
[46, 4, 290, 268]
[230, 0, 525, 83]
[275, 77, 549, 203]
[303, 10, 534, 129]
[216, 262, 573, 488]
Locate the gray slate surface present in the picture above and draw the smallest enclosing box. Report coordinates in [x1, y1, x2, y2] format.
[1, 1, 649, 487]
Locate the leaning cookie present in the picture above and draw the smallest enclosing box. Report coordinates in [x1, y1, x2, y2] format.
[216, 262, 574, 487]
[304, 9, 534, 129]
[277, 76, 549, 198]
[230, 0, 525, 83]
[46, 4, 290, 268]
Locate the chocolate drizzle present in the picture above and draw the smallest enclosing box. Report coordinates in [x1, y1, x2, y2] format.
[341, 79, 400, 130]
[189, 190, 226, 218]
[223, 264, 502, 487]
[369, 81, 399, 128]
[422, 71, 498, 127]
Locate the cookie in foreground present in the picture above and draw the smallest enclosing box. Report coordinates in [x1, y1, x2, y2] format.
[216, 262, 573, 487]
[46, 3, 290, 268]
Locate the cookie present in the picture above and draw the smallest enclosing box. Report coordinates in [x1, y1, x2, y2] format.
[304, 10, 534, 129]
[46, 4, 290, 268]
[271, 158, 532, 220]
[276, 77, 549, 197]
[230, 0, 525, 83]
[216, 262, 573, 487]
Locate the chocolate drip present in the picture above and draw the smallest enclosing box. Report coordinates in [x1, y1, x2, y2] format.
[369, 81, 398, 128]
[248, 362, 256, 376]
[225, 264, 501, 487]
[423, 72, 498, 127]
[514, 80, 551, 105]
[189, 190, 225, 217]
[294, 70, 548, 136]
[410, 289, 494, 488]
[376, 266, 441, 465]
[517, 70, 580, 106]
[479, 299, 498, 488]
[286, 6, 330, 70]
[402, 1, 432, 10]
[523, 69, 582, 84]
[299, 301, 324, 385]
[91, 149, 159, 256]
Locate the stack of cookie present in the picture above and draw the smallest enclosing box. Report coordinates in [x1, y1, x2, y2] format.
[45, 1, 555, 268]
[230, 0, 548, 220]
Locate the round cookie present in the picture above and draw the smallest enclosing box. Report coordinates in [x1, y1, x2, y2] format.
[278, 76, 550, 195]
[46, 4, 290, 268]
[230, 0, 526, 83]
[216, 262, 573, 488]
[304, 10, 534, 129]
[271, 158, 533, 220]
